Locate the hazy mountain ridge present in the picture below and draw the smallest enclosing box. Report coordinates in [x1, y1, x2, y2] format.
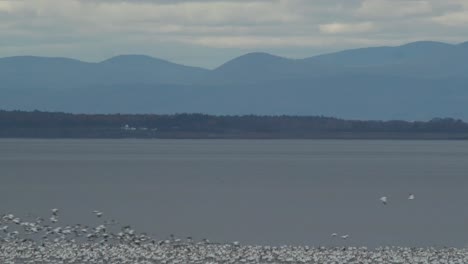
[1, 41, 468, 120]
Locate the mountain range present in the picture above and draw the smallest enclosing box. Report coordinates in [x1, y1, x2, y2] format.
[1, 41, 468, 120]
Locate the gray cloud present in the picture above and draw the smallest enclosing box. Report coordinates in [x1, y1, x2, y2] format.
[0, 0, 467, 68]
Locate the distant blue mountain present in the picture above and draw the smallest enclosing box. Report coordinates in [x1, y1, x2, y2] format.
[99, 55, 209, 84]
[306, 41, 456, 66]
[1, 41, 468, 120]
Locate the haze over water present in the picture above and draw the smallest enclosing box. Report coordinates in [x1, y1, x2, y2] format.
[1, 139, 468, 248]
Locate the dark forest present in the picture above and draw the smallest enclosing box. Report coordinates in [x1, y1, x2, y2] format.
[1, 110, 468, 139]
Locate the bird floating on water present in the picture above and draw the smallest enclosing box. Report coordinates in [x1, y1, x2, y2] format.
[1, 210, 468, 263]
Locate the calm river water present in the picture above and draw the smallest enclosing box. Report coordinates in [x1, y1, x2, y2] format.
[1, 139, 467, 247]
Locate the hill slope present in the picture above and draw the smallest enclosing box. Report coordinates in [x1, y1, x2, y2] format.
[1, 41, 468, 120]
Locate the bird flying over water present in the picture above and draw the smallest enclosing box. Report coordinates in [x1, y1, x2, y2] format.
[379, 196, 388, 205]
[93, 210, 103, 218]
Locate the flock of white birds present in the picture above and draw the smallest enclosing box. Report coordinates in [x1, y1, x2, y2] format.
[2, 193, 468, 264]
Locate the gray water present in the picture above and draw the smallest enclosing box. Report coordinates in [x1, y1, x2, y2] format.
[1, 139, 468, 247]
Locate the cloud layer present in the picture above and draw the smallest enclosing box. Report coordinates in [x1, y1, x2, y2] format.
[0, 0, 467, 67]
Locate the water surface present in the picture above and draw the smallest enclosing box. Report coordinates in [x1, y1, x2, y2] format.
[1, 139, 467, 247]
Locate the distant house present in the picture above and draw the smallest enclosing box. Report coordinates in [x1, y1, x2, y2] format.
[122, 124, 137, 131]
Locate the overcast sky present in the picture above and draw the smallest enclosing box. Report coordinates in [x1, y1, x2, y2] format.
[1, 0, 468, 68]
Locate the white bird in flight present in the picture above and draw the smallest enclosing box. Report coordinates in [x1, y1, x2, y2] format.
[50, 216, 58, 223]
[341, 234, 349, 240]
[331, 233, 338, 237]
[408, 194, 415, 200]
[93, 211, 103, 218]
[380, 196, 388, 205]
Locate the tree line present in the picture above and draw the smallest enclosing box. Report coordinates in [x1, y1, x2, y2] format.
[1, 110, 467, 139]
